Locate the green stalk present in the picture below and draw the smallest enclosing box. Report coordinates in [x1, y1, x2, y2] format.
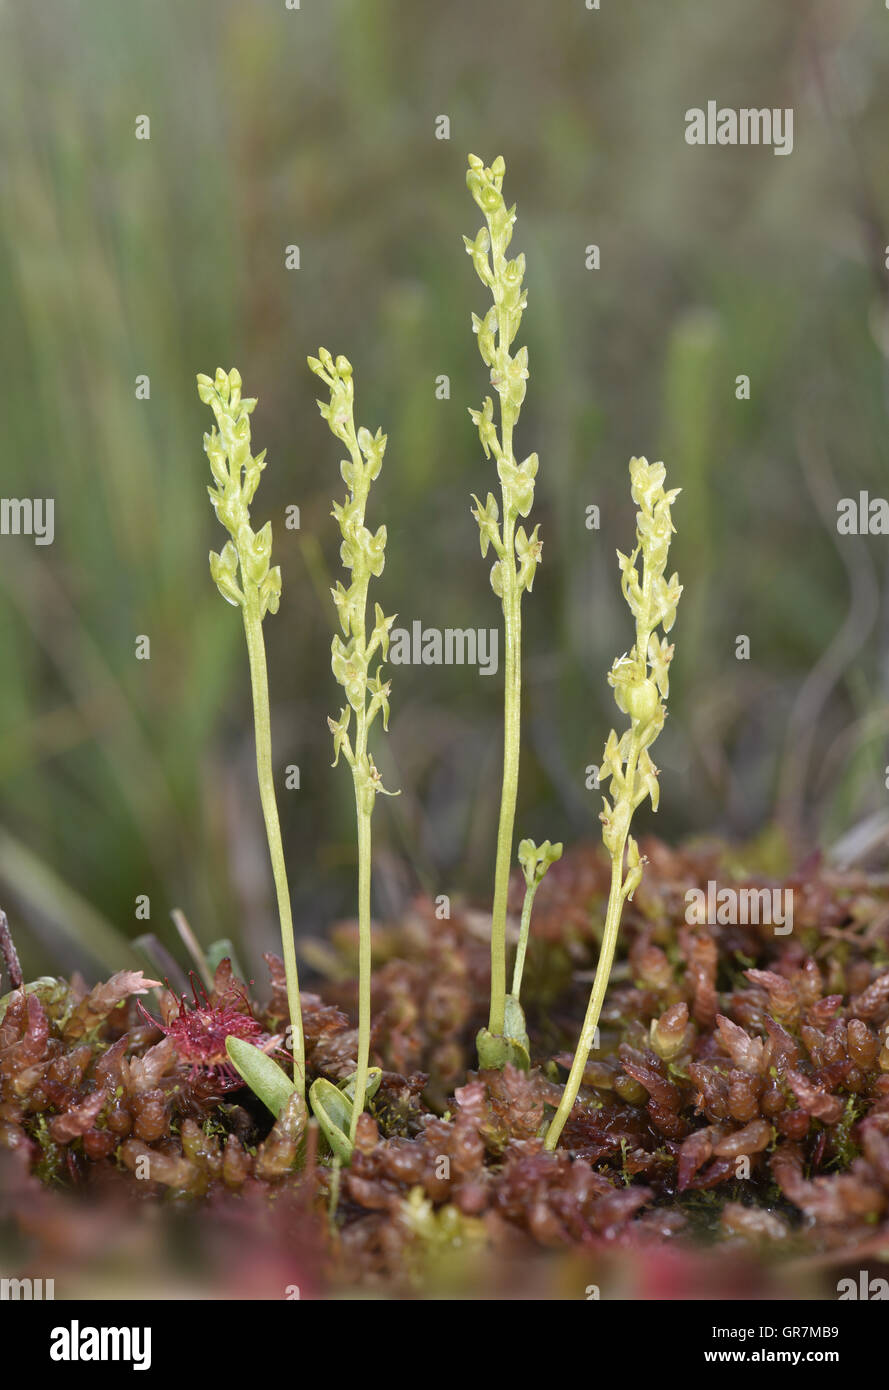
[243, 594, 305, 1096]
[490, 552, 521, 1034]
[511, 838, 562, 1008]
[510, 861, 536, 1003]
[351, 802, 372, 1143]
[544, 816, 628, 1150]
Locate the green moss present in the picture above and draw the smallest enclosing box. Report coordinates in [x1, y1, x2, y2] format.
[828, 1095, 864, 1171]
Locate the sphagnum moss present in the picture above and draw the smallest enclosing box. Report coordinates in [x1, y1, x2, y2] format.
[309, 349, 397, 1144]
[545, 456, 681, 1150]
[197, 368, 305, 1098]
[464, 154, 543, 1061]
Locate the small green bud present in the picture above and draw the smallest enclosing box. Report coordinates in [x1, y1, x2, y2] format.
[476, 181, 501, 215]
[209, 545, 243, 608]
[622, 835, 645, 901]
[518, 838, 563, 889]
[259, 566, 281, 619]
[196, 373, 216, 405]
[636, 748, 660, 812]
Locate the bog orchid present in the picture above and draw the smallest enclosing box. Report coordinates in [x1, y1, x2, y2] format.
[308, 348, 397, 1151]
[464, 154, 545, 1066]
[545, 456, 681, 1150]
[197, 367, 305, 1097]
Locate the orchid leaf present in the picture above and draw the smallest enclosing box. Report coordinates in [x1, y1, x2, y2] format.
[309, 1067, 383, 1164]
[225, 1035, 296, 1118]
[476, 1022, 530, 1072]
[309, 1078, 355, 1163]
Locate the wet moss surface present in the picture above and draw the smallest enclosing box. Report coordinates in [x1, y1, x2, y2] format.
[2, 837, 889, 1298]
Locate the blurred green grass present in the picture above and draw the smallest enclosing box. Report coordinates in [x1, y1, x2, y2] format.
[2, 0, 889, 979]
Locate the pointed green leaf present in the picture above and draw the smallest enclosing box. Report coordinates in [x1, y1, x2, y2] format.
[225, 1035, 296, 1118]
[309, 1077, 354, 1163]
[342, 1066, 382, 1105]
[475, 1024, 530, 1072]
[503, 994, 530, 1055]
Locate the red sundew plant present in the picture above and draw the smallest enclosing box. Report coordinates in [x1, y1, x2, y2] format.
[139, 972, 277, 1092]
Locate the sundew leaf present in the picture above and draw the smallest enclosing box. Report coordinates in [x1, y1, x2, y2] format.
[225, 1035, 296, 1118]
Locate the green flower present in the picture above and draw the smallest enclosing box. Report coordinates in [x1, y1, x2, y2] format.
[470, 492, 502, 559]
[517, 838, 563, 889]
[515, 523, 542, 593]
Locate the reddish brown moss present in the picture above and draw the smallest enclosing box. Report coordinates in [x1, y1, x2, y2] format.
[4, 839, 889, 1293]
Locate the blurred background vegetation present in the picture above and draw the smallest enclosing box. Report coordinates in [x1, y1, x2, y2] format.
[2, 0, 889, 982]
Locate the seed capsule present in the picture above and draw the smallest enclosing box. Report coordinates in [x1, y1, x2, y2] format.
[624, 678, 659, 725]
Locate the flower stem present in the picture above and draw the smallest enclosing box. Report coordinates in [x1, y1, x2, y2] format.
[242, 596, 305, 1098]
[350, 797, 372, 1144]
[489, 535, 521, 1036]
[511, 872, 537, 1002]
[544, 850, 626, 1151]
